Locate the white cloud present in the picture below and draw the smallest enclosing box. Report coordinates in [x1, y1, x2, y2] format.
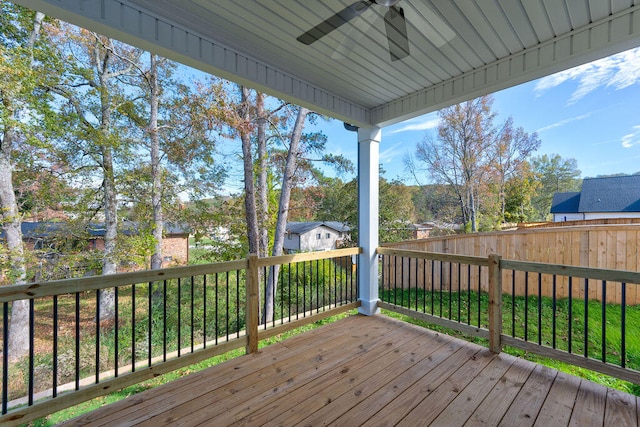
[534, 47, 640, 103]
[387, 116, 440, 134]
[380, 142, 405, 163]
[621, 125, 640, 148]
[536, 113, 591, 133]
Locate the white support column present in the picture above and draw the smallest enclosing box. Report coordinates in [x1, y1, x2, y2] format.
[357, 126, 381, 316]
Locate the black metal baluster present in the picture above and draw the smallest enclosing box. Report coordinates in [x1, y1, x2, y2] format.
[621, 282, 627, 368]
[448, 262, 452, 320]
[148, 282, 152, 366]
[191, 276, 195, 351]
[236, 270, 241, 338]
[203, 275, 207, 348]
[457, 263, 461, 322]
[163, 280, 167, 361]
[415, 257, 419, 312]
[280, 265, 284, 323]
[511, 271, 516, 337]
[215, 273, 219, 344]
[132, 284, 137, 369]
[568, 277, 573, 353]
[552, 275, 557, 349]
[403, 257, 407, 309]
[524, 273, 529, 342]
[53, 295, 58, 397]
[466, 264, 471, 325]
[75, 292, 80, 390]
[601, 280, 606, 363]
[440, 261, 444, 317]
[296, 262, 304, 320]
[477, 266, 481, 327]
[387, 254, 391, 299]
[28, 299, 34, 406]
[96, 290, 100, 383]
[3, 302, 8, 414]
[289, 263, 293, 318]
[226, 271, 230, 340]
[115, 287, 120, 373]
[538, 273, 542, 345]
[584, 278, 589, 358]
[431, 260, 435, 315]
[394, 256, 398, 306]
[266, 266, 271, 326]
[316, 260, 320, 314]
[177, 278, 180, 357]
[422, 259, 427, 313]
[336, 258, 342, 307]
[303, 261, 307, 317]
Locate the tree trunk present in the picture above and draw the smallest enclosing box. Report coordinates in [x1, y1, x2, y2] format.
[255, 93, 269, 258]
[148, 54, 164, 271]
[239, 87, 259, 255]
[0, 139, 29, 361]
[264, 107, 309, 322]
[0, 11, 46, 361]
[98, 59, 117, 321]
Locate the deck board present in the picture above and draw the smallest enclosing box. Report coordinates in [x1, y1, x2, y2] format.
[60, 314, 640, 427]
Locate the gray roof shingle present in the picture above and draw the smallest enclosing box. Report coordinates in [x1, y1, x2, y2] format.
[550, 175, 640, 214]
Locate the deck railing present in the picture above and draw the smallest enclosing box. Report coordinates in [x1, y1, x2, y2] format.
[377, 247, 640, 386]
[0, 248, 360, 426]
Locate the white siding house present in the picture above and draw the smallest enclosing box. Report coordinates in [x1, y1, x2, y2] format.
[551, 175, 640, 222]
[283, 222, 350, 253]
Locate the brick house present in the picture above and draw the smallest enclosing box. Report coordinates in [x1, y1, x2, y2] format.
[2, 221, 189, 267]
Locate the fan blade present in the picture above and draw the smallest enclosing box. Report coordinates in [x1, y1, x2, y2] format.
[297, 1, 373, 45]
[384, 6, 409, 61]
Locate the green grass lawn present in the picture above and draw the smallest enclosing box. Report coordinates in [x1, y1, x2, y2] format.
[380, 288, 640, 396]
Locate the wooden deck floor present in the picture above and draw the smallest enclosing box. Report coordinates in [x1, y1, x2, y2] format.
[61, 314, 639, 426]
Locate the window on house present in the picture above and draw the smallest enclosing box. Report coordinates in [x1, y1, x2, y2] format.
[316, 233, 321, 239]
[326, 233, 331, 239]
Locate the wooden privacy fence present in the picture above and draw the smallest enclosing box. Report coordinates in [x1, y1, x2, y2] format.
[383, 224, 640, 305]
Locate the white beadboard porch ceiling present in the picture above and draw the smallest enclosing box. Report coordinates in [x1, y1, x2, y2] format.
[12, 0, 640, 128]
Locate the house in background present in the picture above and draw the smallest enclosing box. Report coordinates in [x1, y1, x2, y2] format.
[283, 222, 350, 253]
[551, 175, 640, 222]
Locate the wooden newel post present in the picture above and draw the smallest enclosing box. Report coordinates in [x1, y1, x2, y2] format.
[246, 254, 260, 354]
[488, 253, 502, 354]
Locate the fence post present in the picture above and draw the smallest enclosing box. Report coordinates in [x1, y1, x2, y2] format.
[246, 254, 259, 354]
[488, 253, 502, 354]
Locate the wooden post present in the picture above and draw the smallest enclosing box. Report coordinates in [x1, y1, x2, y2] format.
[488, 253, 502, 354]
[246, 254, 259, 354]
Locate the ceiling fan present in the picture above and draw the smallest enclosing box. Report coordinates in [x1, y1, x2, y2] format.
[297, 0, 411, 62]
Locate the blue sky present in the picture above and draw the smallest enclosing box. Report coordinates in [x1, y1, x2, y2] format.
[315, 46, 640, 183]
